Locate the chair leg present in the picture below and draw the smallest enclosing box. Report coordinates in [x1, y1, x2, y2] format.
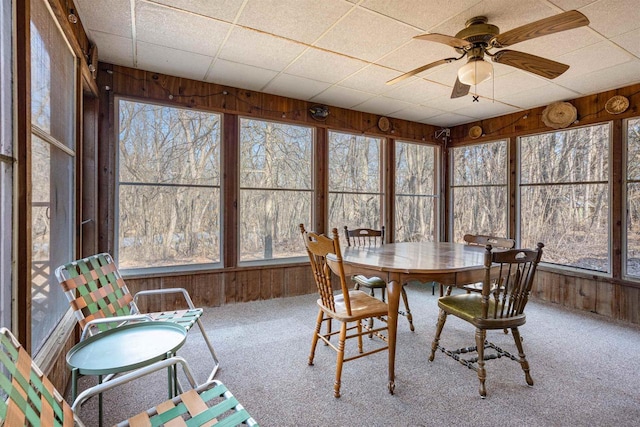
[429, 309, 448, 361]
[309, 310, 323, 366]
[334, 323, 347, 398]
[511, 327, 533, 386]
[357, 320, 363, 353]
[194, 318, 221, 382]
[400, 286, 415, 332]
[475, 328, 487, 398]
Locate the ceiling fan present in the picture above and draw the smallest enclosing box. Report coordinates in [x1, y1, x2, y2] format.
[386, 10, 590, 98]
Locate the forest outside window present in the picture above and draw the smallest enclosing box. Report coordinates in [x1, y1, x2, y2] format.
[30, 0, 76, 353]
[519, 124, 610, 273]
[328, 131, 383, 240]
[450, 140, 508, 243]
[239, 118, 313, 263]
[116, 100, 221, 271]
[625, 117, 640, 279]
[395, 140, 438, 242]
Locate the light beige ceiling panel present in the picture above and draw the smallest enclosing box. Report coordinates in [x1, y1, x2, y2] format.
[206, 59, 279, 91]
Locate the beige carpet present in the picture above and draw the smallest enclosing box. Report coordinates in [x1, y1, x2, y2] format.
[69, 284, 640, 427]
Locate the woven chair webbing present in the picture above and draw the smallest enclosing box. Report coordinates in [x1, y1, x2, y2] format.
[60, 256, 134, 330]
[149, 309, 203, 332]
[127, 382, 253, 427]
[0, 334, 74, 427]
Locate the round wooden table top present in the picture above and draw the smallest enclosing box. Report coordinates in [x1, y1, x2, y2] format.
[340, 241, 487, 274]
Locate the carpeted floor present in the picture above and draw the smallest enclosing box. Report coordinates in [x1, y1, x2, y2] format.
[69, 283, 640, 426]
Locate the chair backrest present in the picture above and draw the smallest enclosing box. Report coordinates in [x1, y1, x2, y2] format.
[481, 243, 544, 320]
[0, 327, 79, 426]
[300, 224, 353, 316]
[55, 253, 134, 333]
[344, 226, 384, 247]
[464, 233, 516, 249]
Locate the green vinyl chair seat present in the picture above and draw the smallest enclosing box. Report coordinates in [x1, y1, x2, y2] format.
[437, 294, 526, 329]
[352, 275, 386, 288]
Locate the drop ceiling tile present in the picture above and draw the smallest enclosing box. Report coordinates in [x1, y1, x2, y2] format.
[384, 79, 452, 104]
[612, 28, 640, 57]
[359, 0, 479, 31]
[353, 96, 415, 116]
[557, 59, 640, 93]
[89, 32, 134, 68]
[453, 100, 521, 119]
[376, 39, 453, 74]
[338, 65, 405, 94]
[75, 0, 131, 38]
[548, 0, 599, 9]
[262, 74, 331, 101]
[285, 48, 368, 84]
[582, 0, 640, 38]
[149, 0, 246, 22]
[427, 112, 478, 127]
[218, 27, 307, 71]
[310, 86, 375, 109]
[473, 70, 551, 99]
[388, 105, 448, 122]
[554, 41, 636, 84]
[136, 41, 213, 81]
[315, 8, 419, 62]
[206, 59, 279, 91]
[499, 83, 580, 109]
[136, 2, 231, 56]
[237, 0, 352, 44]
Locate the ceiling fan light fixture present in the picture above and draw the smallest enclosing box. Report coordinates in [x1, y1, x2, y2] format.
[457, 58, 493, 86]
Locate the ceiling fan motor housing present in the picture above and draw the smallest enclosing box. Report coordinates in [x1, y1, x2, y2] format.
[454, 16, 500, 53]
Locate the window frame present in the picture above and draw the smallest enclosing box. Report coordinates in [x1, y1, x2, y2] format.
[623, 116, 640, 281]
[449, 139, 509, 243]
[516, 123, 613, 276]
[394, 139, 440, 242]
[237, 116, 315, 266]
[327, 130, 385, 240]
[114, 97, 224, 274]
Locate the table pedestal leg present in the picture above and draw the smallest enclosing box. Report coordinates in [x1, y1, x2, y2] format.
[387, 279, 400, 394]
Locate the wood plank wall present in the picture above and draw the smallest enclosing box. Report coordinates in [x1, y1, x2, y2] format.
[448, 83, 640, 325]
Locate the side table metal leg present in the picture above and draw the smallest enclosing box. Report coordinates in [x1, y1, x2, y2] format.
[98, 374, 103, 427]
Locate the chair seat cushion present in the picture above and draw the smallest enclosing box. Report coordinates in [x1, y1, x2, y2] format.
[353, 275, 386, 288]
[438, 294, 525, 329]
[319, 290, 388, 322]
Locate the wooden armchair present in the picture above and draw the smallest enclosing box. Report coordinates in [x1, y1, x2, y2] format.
[343, 226, 414, 332]
[0, 327, 257, 426]
[300, 224, 389, 398]
[429, 243, 544, 397]
[54, 252, 219, 383]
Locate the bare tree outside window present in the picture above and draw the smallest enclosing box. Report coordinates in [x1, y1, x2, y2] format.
[117, 100, 221, 269]
[328, 131, 382, 240]
[519, 124, 610, 272]
[625, 117, 640, 277]
[395, 141, 438, 242]
[451, 140, 508, 243]
[239, 118, 313, 262]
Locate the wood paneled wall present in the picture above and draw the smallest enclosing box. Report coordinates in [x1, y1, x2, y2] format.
[449, 83, 640, 325]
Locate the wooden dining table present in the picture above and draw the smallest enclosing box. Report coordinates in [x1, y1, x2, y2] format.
[338, 241, 488, 394]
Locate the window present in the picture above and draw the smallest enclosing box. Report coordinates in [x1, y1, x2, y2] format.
[395, 141, 438, 242]
[450, 140, 508, 243]
[117, 100, 221, 270]
[239, 118, 313, 262]
[0, 0, 11, 329]
[519, 124, 610, 272]
[328, 131, 383, 235]
[625, 117, 640, 279]
[30, 0, 76, 352]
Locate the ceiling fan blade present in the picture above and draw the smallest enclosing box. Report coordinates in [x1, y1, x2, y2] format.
[491, 10, 589, 48]
[414, 33, 472, 49]
[492, 50, 569, 79]
[450, 77, 470, 99]
[386, 58, 458, 85]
